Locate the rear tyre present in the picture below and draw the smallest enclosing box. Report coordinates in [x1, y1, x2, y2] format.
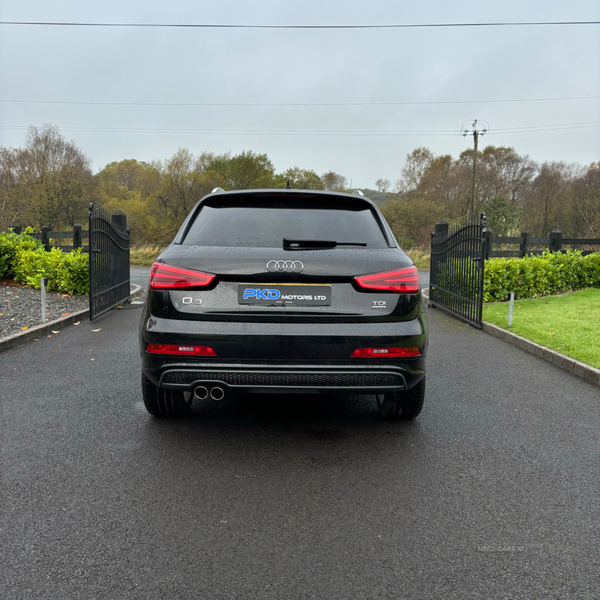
[377, 377, 426, 420]
[142, 375, 192, 418]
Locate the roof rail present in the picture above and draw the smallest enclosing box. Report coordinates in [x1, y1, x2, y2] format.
[352, 189, 365, 196]
[211, 187, 225, 194]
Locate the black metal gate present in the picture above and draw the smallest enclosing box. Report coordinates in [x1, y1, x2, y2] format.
[429, 213, 487, 329]
[88, 203, 130, 321]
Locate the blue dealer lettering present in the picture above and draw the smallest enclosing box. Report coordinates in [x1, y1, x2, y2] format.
[243, 288, 281, 300]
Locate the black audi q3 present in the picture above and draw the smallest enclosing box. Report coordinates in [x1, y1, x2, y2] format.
[139, 188, 428, 419]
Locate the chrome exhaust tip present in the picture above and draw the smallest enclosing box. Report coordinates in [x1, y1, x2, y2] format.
[193, 386, 209, 400]
[210, 386, 225, 401]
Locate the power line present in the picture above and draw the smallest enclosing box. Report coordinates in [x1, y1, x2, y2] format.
[2, 122, 598, 136]
[1, 20, 599, 29]
[0, 125, 459, 136]
[1, 96, 599, 108]
[489, 121, 600, 133]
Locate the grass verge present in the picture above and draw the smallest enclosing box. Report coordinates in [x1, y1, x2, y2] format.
[407, 248, 430, 270]
[482, 288, 600, 368]
[130, 245, 165, 266]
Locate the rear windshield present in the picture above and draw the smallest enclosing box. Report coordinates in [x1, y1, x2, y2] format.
[182, 196, 389, 248]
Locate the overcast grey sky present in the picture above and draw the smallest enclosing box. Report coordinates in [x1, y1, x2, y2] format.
[1, 0, 599, 188]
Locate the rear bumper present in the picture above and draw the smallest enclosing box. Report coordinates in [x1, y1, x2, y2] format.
[140, 310, 427, 394]
[150, 362, 419, 394]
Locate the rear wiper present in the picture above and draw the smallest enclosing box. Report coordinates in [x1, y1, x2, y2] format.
[283, 238, 367, 249]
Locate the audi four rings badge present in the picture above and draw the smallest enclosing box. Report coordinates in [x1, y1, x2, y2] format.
[267, 260, 304, 273]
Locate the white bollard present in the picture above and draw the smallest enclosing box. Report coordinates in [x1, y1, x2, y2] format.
[41, 277, 48, 324]
[507, 292, 515, 328]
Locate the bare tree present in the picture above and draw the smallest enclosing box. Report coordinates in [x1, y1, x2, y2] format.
[478, 146, 537, 212]
[155, 149, 205, 222]
[395, 147, 434, 194]
[522, 161, 579, 235]
[570, 162, 600, 237]
[375, 178, 391, 193]
[0, 124, 93, 229]
[321, 171, 347, 191]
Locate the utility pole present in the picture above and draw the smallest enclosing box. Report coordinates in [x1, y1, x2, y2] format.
[461, 119, 488, 217]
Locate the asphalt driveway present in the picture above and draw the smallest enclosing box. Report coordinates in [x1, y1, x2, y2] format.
[1, 302, 598, 599]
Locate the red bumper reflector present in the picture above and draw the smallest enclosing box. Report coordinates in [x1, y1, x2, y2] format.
[149, 262, 215, 290]
[146, 343, 217, 356]
[354, 266, 420, 292]
[351, 347, 421, 358]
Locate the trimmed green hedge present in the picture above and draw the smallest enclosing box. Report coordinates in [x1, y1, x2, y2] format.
[484, 250, 600, 302]
[0, 229, 44, 278]
[0, 229, 89, 295]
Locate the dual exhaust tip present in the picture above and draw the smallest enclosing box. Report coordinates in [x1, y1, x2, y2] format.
[193, 385, 225, 401]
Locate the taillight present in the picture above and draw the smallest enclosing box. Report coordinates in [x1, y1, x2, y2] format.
[149, 262, 214, 290]
[354, 266, 420, 293]
[146, 344, 217, 356]
[351, 347, 421, 358]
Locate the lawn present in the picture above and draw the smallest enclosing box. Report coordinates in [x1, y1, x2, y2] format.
[482, 288, 600, 369]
